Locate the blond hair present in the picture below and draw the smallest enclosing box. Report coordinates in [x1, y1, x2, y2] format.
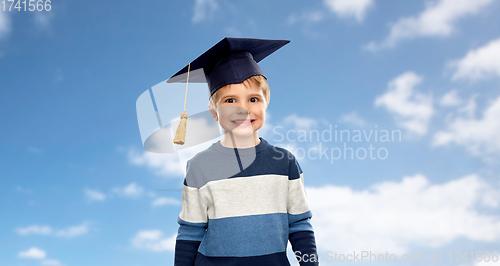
[209, 75, 270, 110]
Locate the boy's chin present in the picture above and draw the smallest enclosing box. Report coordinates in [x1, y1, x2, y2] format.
[224, 127, 257, 138]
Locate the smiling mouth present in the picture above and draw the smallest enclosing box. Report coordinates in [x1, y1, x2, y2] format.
[232, 119, 255, 125]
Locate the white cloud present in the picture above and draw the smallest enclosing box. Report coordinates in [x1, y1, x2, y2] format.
[287, 0, 373, 27]
[152, 197, 180, 207]
[287, 10, 325, 25]
[439, 89, 462, 107]
[131, 230, 176, 252]
[433, 95, 500, 157]
[0, 10, 11, 40]
[323, 0, 374, 22]
[18, 247, 62, 265]
[456, 94, 478, 118]
[17, 225, 52, 236]
[192, 0, 218, 23]
[375, 72, 433, 135]
[476, 260, 500, 266]
[54, 224, 88, 238]
[16, 186, 33, 194]
[33, 12, 54, 31]
[365, 0, 494, 50]
[283, 114, 319, 130]
[338, 112, 367, 127]
[17, 223, 88, 238]
[307, 174, 500, 255]
[42, 259, 62, 266]
[128, 149, 184, 176]
[450, 38, 500, 80]
[84, 189, 106, 202]
[18, 247, 46, 259]
[112, 183, 144, 198]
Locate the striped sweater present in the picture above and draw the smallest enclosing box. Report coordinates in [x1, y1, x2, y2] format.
[174, 137, 318, 266]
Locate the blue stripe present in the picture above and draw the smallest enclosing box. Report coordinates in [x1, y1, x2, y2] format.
[177, 217, 208, 241]
[289, 211, 314, 234]
[289, 231, 319, 265]
[198, 213, 288, 257]
[185, 139, 303, 188]
[194, 251, 291, 266]
[175, 240, 200, 265]
[287, 152, 303, 180]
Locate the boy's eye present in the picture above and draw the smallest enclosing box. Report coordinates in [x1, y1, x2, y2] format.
[225, 98, 235, 103]
[250, 97, 258, 103]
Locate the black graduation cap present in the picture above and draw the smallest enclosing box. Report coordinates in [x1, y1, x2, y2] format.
[167, 37, 290, 97]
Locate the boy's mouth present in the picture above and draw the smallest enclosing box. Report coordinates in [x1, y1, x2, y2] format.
[231, 119, 255, 126]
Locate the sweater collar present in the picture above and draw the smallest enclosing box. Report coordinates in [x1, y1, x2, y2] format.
[211, 137, 268, 155]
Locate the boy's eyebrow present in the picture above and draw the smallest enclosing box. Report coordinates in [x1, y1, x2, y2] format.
[220, 93, 263, 99]
[219, 94, 236, 99]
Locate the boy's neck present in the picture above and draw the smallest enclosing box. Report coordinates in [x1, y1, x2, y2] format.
[220, 132, 261, 149]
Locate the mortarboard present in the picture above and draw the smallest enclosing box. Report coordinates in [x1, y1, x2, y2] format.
[167, 37, 290, 97]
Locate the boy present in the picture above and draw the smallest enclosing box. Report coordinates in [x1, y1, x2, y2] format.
[171, 38, 318, 266]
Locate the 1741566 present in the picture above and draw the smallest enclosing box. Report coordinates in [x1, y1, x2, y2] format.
[448, 251, 498, 263]
[2, 0, 51, 11]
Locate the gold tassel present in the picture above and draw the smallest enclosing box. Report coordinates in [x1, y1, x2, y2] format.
[173, 63, 190, 145]
[173, 111, 188, 145]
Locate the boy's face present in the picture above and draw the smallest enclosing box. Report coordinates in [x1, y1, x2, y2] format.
[209, 80, 267, 138]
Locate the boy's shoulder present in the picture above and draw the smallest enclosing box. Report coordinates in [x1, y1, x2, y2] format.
[184, 141, 218, 172]
[264, 139, 301, 164]
[263, 140, 303, 179]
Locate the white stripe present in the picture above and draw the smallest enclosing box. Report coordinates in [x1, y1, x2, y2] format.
[179, 173, 311, 222]
[179, 185, 208, 223]
[201, 174, 289, 219]
[288, 173, 310, 215]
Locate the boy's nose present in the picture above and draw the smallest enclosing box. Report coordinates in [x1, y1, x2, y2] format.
[236, 105, 249, 114]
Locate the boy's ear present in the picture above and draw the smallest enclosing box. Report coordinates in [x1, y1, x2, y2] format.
[208, 103, 218, 121]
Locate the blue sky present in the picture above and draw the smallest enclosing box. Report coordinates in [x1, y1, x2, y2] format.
[1, 0, 500, 265]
